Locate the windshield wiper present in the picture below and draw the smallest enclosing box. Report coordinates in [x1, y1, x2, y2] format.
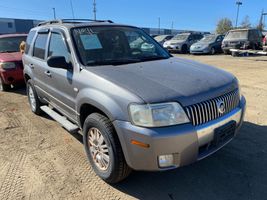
[139, 56, 169, 62]
[86, 58, 141, 66]
[0, 50, 17, 53]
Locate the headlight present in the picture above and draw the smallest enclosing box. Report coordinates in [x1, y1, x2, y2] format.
[0, 62, 16, 70]
[129, 102, 190, 127]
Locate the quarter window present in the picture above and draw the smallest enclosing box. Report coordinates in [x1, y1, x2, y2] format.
[25, 30, 36, 55]
[48, 32, 70, 62]
[33, 33, 48, 59]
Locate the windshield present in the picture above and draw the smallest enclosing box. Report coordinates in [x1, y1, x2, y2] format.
[0, 36, 27, 53]
[200, 35, 216, 42]
[225, 31, 248, 40]
[173, 34, 189, 40]
[72, 26, 170, 66]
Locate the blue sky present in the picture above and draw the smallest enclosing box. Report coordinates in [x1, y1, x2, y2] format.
[0, 0, 266, 31]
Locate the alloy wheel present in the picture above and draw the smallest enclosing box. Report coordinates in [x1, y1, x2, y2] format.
[88, 127, 110, 171]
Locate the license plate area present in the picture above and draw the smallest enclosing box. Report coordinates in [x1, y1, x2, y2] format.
[212, 121, 236, 146]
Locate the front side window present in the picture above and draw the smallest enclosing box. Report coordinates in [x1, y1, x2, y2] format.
[48, 32, 70, 62]
[33, 33, 48, 59]
[72, 26, 170, 66]
[0, 36, 27, 53]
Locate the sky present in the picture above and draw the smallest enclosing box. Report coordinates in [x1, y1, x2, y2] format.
[0, 0, 266, 32]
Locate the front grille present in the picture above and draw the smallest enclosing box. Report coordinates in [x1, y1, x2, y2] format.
[185, 90, 240, 126]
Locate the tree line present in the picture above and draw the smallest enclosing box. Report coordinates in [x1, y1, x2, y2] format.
[216, 15, 265, 34]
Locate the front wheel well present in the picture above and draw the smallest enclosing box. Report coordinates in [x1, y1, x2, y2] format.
[24, 74, 31, 82]
[79, 104, 109, 129]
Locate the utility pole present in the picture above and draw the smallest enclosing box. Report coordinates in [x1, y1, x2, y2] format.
[235, 1, 242, 28]
[259, 10, 267, 31]
[158, 17, 161, 34]
[171, 21, 174, 34]
[70, 0, 75, 19]
[52, 8, 56, 20]
[93, 0, 97, 20]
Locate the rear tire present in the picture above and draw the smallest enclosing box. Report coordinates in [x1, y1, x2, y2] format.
[27, 80, 42, 115]
[0, 77, 11, 91]
[83, 113, 131, 183]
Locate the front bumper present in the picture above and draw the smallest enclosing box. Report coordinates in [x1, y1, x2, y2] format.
[163, 44, 181, 52]
[190, 48, 210, 54]
[113, 96, 246, 171]
[0, 68, 24, 85]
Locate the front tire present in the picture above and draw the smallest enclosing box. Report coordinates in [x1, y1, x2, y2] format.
[210, 47, 216, 55]
[0, 77, 11, 91]
[83, 113, 131, 183]
[181, 45, 188, 54]
[27, 80, 42, 115]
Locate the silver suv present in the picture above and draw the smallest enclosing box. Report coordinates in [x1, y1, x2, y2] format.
[23, 19, 246, 183]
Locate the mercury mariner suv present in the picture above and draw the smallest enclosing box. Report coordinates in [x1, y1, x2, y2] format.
[23, 19, 246, 183]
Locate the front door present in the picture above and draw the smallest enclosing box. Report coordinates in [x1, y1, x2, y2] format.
[45, 29, 78, 121]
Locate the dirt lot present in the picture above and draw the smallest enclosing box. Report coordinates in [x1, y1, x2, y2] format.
[0, 54, 266, 200]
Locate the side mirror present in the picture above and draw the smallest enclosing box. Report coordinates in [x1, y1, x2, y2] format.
[47, 56, 71, 69]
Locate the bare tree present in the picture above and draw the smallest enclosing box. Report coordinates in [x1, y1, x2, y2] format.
[216, 18, 233, 34]
[240, 15, 251, 28]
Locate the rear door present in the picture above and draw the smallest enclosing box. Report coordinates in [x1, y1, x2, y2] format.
[30, 29, 50, 100]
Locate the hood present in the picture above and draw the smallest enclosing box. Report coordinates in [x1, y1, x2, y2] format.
[193, 41, 213, 46]
[87, 57, 238, 106]
[169, 39, 185, 44]
[0, 52, 22, 62]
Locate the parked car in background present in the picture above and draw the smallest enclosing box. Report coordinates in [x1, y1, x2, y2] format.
[154, 35, 174, 46]
[23, 19, 246, 183]
[221, 28, 263, 54]
[150, 34, 159, 38]
[163, 32, 203, 53]
[190, 34, 224, 55]
[263, 34, 267, 51]
[0, 34, 27, 91]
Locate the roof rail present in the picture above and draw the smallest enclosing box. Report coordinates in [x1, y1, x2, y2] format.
[37, 19, 113, 26]
[37, 20, 63, 26]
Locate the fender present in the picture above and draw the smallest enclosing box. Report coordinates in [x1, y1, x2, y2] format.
[76, 88, 131, 123]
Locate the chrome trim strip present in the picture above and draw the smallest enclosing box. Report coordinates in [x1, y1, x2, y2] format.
[196, 107, 242, 147]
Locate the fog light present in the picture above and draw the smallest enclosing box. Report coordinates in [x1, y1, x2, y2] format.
[158, 154, 174, 168]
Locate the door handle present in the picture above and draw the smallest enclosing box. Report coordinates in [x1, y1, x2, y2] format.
[30, 63, 34, 69]
[44, 70, 52, 77]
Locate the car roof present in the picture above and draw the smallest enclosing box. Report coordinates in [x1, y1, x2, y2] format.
[0, 33, 28, 38]
[33, 19, 137, 31]
[229, 28, 257, 32]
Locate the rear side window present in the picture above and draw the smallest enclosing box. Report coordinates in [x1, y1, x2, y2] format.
[33, 33, 48, 59]
[25, 30, 36, 54]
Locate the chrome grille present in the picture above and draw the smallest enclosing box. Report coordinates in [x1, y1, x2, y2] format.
[185, 90, 240, 126]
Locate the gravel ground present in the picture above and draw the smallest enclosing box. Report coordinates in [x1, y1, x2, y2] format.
[0, 54, 266, 200]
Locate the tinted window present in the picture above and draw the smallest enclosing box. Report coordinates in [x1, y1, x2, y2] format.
[33, 33, 48, 59]
[48, 32, 70, 62]
[25, 31, 36, 54]
[0, 36, 27, 53]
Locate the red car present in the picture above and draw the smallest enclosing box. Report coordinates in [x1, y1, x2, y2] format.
[0, 34, 27, 91]
[263, 34, 267, 51]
